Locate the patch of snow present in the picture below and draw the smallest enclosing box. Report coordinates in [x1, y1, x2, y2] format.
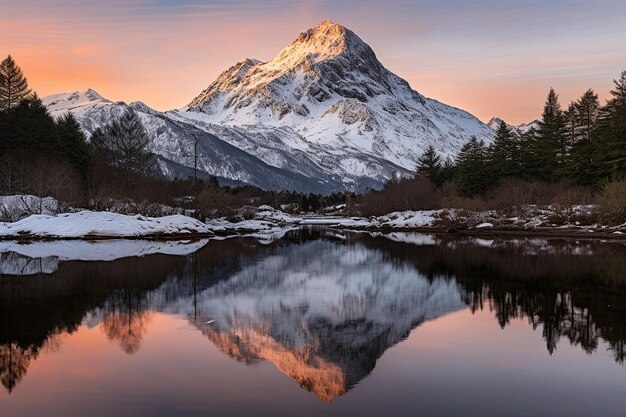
[373, 210, 443, 228]
[300, 217, 370, 227]
[373, 232, 437, 246]
[0, 211, 214, 239]
[0, 195, 60, 222]
[0, 239, 208, 263]
[473, 238, 494, 247]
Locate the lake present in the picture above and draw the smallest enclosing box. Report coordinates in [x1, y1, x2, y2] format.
[1, 229, 625, 416]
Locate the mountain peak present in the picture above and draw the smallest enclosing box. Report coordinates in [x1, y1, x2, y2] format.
[487, 117, 506, 129]
[308, 19, 348, 41]
[487, 117, 540, 134]
[317, 19, 341, 29]
[182, 20, 493, 175]
[265, 20, 371, 69]
[42, 88, 110, 115]
[84, 88, 105, 101]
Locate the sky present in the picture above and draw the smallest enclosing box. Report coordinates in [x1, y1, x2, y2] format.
[1, 0, 625, 124]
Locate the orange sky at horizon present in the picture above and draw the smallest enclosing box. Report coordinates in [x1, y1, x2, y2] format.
[2, 1, 625, 125]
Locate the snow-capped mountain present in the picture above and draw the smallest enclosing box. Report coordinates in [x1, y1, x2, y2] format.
[42, 90, 343, 193]
[176, 20, 493, 173]
[43, 20, 495, 192]
[488, 117, 540, 134]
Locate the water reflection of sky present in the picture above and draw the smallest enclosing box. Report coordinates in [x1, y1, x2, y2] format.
[1, 231, 625, 416]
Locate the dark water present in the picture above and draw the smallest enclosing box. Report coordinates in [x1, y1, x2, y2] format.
[1, 229, 625, 417]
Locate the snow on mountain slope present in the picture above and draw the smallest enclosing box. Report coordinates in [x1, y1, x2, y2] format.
[43, 20, 495, 192]
[178, 20, 494, 170]
[44, 89, 129, 132]
[165, 112, 403, 190]
[42, 90, 343, 193]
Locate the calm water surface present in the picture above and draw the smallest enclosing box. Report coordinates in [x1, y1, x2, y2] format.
[1, 229, 625, 416]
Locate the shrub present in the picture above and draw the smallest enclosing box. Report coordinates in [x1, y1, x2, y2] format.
[595, 180, 626, 224]
[358, 175, 441, 217]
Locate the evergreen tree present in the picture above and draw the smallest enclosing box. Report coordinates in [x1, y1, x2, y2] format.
[610, 70, 626, 103]
[56, 113, 91, 176]
[416, 145, 443, 185]
[564, 102, 577, 148]
[0, 55, 32, 111]
[91, 109, 155, 179]
[594, 71, 626, 181]
[439, 158, 456, 184]
[490, 119, 519, 178]
[0, 94, 92, 195]
[533, 88, 567, 180]
[568, 90, 599, 183]
[517, 128, 536, 178]
[455, 136, 491, 196]
[574, 89, 599, 143]
[0, 95, 57, 155]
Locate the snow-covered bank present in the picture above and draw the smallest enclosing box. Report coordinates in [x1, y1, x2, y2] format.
[0, 211, 215, 239]
[0, 202, 623, 242]
[0, 239, 209, 275]
[252, 206, 626, 238]
[206, 205, 370, 235]
[346, 206, 626, 237]
[0, 203, 360, 241]
[250, 207, 442, 230]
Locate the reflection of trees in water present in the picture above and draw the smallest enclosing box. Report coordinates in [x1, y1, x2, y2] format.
[0, 232, 624, 395]
[0, 251, 194, 393]
[0, 343, 37, 393]
[0, 333, 62, 393]
[356, 234, 626, 364]
[0, 238, 267, 392]
[101, 290, 153, 355]
[464, 283, 624, 363]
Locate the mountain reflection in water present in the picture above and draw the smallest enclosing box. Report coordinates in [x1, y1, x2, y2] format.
[0, 229, 625, 404]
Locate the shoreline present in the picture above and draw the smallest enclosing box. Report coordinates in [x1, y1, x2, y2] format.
[1, 205, 623, 243]
[336, 226, 625, 241]
[1, 225, 624, 242]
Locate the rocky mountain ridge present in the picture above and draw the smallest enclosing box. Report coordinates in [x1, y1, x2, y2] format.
[43, 20, 496, 192]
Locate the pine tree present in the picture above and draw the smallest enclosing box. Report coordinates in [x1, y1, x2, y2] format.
[574, 89, 599, 143]
[564, 102, 577, 147]
[594, 70, 626, 181]
[568, 90, 600, 183]
[439, 158, 456, 184]
[610, 70, 626, 104]
[3, 95, 57, 154]
[533, 88, 567, 180]
[517, 127, 536, 178]
[0, 55, 32, 111]
[56, 113, 91, 176]
[455, 136, 491, 196]
[416, 145, 442, 185]
[490, 119, 519, 178]
[91, 109, 155, 179]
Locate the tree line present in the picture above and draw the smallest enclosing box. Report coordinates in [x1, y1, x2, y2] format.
[2, 53, 623, 217]
[0, 55, 160, 203]
[416, 72, 626, 197]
